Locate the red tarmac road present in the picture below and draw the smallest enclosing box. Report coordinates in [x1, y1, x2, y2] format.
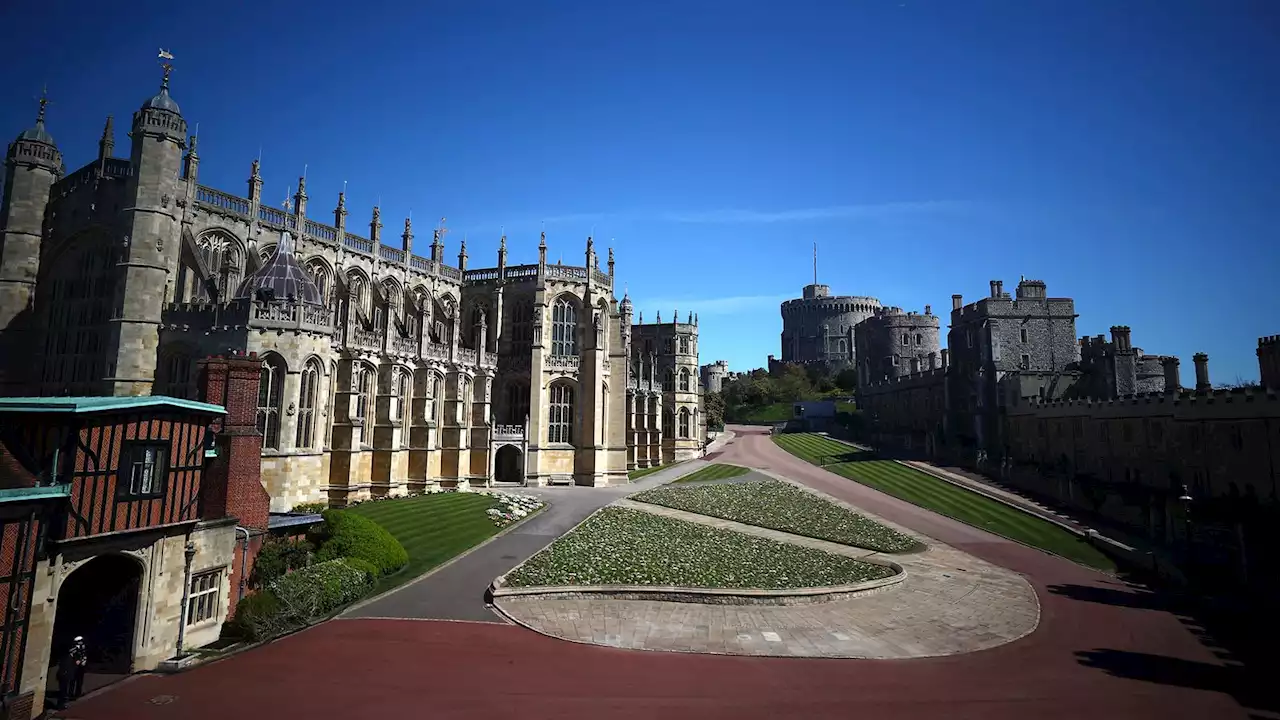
[67, 427, 1258, 720]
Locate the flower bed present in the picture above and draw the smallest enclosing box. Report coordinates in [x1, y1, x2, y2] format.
[504, 507, 894, 589]
[632, 478, 921, 553]
[477, 490, 546, 528]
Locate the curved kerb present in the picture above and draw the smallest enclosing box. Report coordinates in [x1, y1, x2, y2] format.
[489, 559, 906, 608]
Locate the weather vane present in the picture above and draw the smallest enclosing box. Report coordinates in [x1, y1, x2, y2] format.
[35, 84, 50, 122]
[437, 217, 449, 242]
[158, 49, 175, 89]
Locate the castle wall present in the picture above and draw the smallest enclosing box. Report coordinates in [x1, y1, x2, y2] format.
[854, 306, 941, 385]
[779, 287, 880, 369]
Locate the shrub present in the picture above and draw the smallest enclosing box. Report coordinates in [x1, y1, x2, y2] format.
[271, 558, 374, 624]
[250, 539, 314, 588]
[290, 501, 328, 514]
[314, 510, 408, 577]
[342, 557, 379, 582]
[226, 590, 285, 641]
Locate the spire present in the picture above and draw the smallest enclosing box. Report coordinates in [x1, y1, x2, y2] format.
[36, 87, 49, 124]
[333, 190, 348, 231]
[607, 246, 615, 277]
[498, 230, 507, 266]
[458, 237, 468, 271]
[402, 216, 413, 253]
[538, 230, 547, 266]
[248, 158, 263, 204]
[370, 205, 382, 244]
[159, 48, 174, 90]
[182, 131, 199, 183]
[293, 174, 308, 217]
[98, 115, 114, 159]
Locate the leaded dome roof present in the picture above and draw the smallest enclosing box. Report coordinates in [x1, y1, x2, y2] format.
[233, 231, 323, 305]
[142, 87, 182, 115]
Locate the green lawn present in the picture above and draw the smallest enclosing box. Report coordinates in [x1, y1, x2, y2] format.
[348, 493, 508, 593]
[773, 433, 1117, 572]
[629, 462, 680, 480]
[669, 463, 750, 484]
[504, 507, 894, 590]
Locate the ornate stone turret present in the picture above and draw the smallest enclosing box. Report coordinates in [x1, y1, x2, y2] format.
[98, 115, 114, 163]
[607, 247, 615, 277]
[293, 175, 308, 218]
[538, 231, 547, 270]
[401, 217, 413, 254]
[248, 158, 263, 206]
[104, 57, 188, 395]
[458, 238, 468, 272]
[369, 205, 382, 245]
[0, 92, 63, 395]
[497, 232, 507, 272]
[333, 191, 347, 234]
[1193, 353, 1211, 392]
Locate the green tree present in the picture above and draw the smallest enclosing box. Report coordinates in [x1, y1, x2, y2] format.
[704, 392, 726, 430]
[833, 368, 859, 392]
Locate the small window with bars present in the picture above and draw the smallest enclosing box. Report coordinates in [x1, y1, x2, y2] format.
[187, 569, 222, 626]
[118, 442, 167, 498]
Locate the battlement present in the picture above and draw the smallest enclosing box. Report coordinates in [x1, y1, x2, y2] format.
[1261, 335, 1280, 347]
[1013, 385, 1280, 413]
[858, 366, 948, 392]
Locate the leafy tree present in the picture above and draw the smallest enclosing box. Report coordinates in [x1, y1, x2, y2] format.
[833, 368, 859, 392]
[704, 392, 726, 430]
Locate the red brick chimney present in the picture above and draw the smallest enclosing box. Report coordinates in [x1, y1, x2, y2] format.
[198, 353, 269, 530]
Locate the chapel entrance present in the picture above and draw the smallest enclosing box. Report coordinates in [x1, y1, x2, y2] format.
[494, 445, 524, 485]
[50, 554, 143, 677]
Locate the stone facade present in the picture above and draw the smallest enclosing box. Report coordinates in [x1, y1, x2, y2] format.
[700, 360, 729, 393]
[776, 284, 881, 371]
[0, 69, 706, 512]
[854, 304, 942, 386]
[627, 309, 706, 467]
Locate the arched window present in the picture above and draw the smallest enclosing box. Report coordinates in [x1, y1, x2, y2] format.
[551, 298, 577, 356]
[431, 373, 444, 425]
[296, 360, 321, 449]
[353, 364, 374, 443]
[511, 299, 533, 353]
[348, 274, 370, 324]
[548, 383, 574, 444]
[902, 333, 909, 345]
[678, 368, 690, 392]
[916, 333, 923, 345]
[393, 368, 411, 428]
[459, 377, 474, 426]
[325, 361, 337, 447]
[257, 355, 287, 450]
[678, 407, 690, 438]
[662, 409, 674, 436]
[663, 369, 674, 391]
[505, 382, 530, 425]
[307, 260, 332, 305]
[679, 336, 690, 355]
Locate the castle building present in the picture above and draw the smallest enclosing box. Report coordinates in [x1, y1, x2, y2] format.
[853, 305, 942, 386]
[0, 67, 705, 511]
[775, 282, 881, 372]
[700, 360, 729, 393]
[627, 309, 707, 468]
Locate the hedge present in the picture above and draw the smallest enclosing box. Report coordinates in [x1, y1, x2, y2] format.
[314, 509, 409, 577]
[229, 559, 374, 641]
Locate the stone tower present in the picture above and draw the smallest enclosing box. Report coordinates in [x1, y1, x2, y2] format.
[104, 63, 188, 396]
[0, 94, 62, 395]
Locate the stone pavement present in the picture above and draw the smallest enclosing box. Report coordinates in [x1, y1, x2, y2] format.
[494, 475, 1040, 659]
[342, 459, 713, 621]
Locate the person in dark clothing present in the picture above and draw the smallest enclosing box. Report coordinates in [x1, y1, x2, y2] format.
[56, 636, 88, 709]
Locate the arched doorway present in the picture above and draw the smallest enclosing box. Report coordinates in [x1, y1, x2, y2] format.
[51, 554, 143, 677]
[494, 445, 524, 485]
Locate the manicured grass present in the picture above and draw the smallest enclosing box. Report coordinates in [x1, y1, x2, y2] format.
[628, 462, 679, 480]
[731, 402, 795, 424]
[348, 493, 508, 593]
[504, 507, 894, 589]
[634, 476, 920, 553]
[669, 463, 750, 484]
[773, 433, 1117, 572]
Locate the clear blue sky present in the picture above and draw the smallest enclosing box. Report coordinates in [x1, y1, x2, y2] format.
[3, 1, 1277, 383]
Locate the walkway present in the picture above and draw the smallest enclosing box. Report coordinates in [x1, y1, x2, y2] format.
[343, 459, 710, 621]
[59, 427, 1263, 719]
[495, 478, 1041, 658]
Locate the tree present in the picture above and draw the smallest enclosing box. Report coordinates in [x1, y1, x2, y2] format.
[704, 392, 725, 430]
[833, 368, 859, 392]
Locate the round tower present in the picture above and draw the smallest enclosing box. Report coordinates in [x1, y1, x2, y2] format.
[0, 95, 63, 395]
[104, 62, 188, 396]
[779, 286, 880, 370]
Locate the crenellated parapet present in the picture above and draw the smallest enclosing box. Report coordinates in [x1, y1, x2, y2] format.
[1010, 385, 1279, 418]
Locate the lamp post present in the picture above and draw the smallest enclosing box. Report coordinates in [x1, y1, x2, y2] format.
[176, 540, 197, 658]
[1178, 484, 1194, 569]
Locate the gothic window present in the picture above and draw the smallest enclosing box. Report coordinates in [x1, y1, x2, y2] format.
[679, 336, 690, 355]
[505, 382, 530, 425]
[257, 354, 287, 450]
[458, 377, 472, 426]
[354, 364, 374, 443]
[384, 281, 402, 322]
[325, 361, 337, 448]
[916, 333, 922, 345]
[837, 339, 847, 355]
[678, 368, 691, 392]
[348, 274, 370, 324]
[511, 299, 533, 353]
[296, 360, 321, 449]
[398, 369, 412, 430]
[160, 352, 192, 398]
[307, 260, 332, 305]
[902, 333, 909, 345]
[662, 409, 674, 436]
[431, 373, 444, 425]
[551, 298, 577, 356]
[663, 369, 674, 391]
[678, 407, 690, 438]
[548, 382, 574, 444]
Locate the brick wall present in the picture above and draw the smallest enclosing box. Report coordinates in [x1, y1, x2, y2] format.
[198, 352, 269, 617]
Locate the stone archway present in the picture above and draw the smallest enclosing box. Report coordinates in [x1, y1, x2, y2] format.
[51, 554, 144, 677]
[494, 445, 524, 485]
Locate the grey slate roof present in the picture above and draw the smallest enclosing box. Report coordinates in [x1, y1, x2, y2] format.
[142, 87, 182, 115]
[234, 230, 324, 305]
[15, 120, 54, 145]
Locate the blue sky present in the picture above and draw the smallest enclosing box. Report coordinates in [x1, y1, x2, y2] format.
[3, 1, 1277, 382]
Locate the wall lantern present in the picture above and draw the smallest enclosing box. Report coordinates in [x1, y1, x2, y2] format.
[204, 426, 219, 458]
